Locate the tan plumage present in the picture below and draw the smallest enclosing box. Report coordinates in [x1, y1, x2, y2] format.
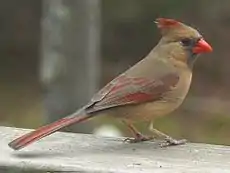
[8, 18, 212, 150]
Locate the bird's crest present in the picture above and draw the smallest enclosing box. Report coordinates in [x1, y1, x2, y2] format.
[155, 18, 180, 29]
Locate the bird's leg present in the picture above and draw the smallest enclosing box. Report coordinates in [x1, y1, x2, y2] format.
[123, 120, 154, 143]
[149, 122, 187, 147]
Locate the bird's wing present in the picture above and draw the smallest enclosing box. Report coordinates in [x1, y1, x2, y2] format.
[85, 73, 179, 113]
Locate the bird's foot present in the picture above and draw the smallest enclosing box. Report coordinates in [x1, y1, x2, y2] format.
[160, 137, 187, 147]
[124, 133, 154, 143]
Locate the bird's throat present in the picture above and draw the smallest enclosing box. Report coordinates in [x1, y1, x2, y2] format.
[187, 53, 198, 69]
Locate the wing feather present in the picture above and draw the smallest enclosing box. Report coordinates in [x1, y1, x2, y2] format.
[85, 73, 179, 113]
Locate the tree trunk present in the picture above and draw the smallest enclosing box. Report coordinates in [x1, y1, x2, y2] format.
[40, 0, 101, 133]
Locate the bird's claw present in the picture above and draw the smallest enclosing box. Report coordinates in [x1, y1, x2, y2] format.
[160, 138, 187, 147]
[124, 135, 154, 143]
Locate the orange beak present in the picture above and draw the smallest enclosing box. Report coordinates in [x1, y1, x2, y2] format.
[193, 38, 213, 54]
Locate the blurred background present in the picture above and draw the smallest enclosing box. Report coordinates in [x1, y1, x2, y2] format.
[1, 0, 230, 145]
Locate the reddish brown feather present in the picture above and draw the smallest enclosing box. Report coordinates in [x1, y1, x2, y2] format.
[110, 76, 149, 94]
[119, 92, 153, 102]
[156, 18, 180, 29]
[8, 114, 92, 150]
[86, 74, 179, 113]
[110, 80, 130, 93]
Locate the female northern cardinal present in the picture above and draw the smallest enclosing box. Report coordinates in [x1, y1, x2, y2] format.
[9, 18, 212, 150]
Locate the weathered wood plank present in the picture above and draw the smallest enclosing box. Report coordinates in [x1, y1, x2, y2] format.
[1, 126, 230, 173]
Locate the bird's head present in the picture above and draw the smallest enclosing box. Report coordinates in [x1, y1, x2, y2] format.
[155, 18, 212, 68]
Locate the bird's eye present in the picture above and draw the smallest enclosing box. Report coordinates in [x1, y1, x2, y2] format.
[180, 38, 193, 47]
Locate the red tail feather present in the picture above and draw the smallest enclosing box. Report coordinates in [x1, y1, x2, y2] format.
[8, 114, 92, 150]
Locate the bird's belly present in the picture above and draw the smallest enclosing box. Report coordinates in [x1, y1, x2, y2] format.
[108, 72, 192, 122]
[108, 98, 183, 122]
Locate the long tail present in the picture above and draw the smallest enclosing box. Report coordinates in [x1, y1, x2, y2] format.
[8, 113, 93, 150]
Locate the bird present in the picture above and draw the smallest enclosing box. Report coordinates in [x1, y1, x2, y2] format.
[8, 18, 212, 150]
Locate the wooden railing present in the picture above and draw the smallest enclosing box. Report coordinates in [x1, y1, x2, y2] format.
[1, 126, 230, 172]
